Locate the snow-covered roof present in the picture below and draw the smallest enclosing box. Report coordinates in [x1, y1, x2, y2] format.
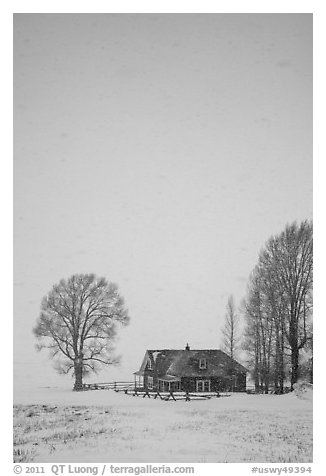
[135, 349, 248, 378]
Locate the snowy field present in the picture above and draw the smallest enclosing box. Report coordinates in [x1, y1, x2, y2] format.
[13, 386, 312, 463]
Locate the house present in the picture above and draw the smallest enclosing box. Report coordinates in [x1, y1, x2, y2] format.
[134, 344, 248, 393]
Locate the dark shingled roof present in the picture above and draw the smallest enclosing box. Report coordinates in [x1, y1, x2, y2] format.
[135, 349, 248, 378]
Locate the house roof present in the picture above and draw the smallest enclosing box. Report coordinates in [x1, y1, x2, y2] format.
[135, 349, 248, 378]
[158, 375, 181, 382]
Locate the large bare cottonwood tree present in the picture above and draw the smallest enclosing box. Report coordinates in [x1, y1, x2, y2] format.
[33, 273, 130, 390]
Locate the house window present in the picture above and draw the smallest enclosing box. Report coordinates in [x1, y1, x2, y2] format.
[158, 380, 180, 392]
[147, 376, 153, 389]
[147, 359, 152, 370]
[199, 358, 207, 369]
[196, 380, 210, 392]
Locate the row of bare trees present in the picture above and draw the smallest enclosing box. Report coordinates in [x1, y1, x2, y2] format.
[221, 220, 313, 393]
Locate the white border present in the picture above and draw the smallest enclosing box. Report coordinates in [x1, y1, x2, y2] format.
[5, 1, 323, 474]
[6, 0, 317, 14]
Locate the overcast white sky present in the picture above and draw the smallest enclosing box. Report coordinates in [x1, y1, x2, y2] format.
[13, 13, 312, 392]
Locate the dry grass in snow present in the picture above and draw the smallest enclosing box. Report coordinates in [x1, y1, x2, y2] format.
[13, 387, 312, 463]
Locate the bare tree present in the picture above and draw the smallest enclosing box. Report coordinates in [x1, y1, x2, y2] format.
[221, 295, 242, 391]
[33, 273, 130, 390]
[242, 283, 262, 392]
[221, 295, 241, 391]
[242, 272, 275, 393]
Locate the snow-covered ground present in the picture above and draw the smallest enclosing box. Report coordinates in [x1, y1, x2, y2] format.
[13, 386, 312, 463]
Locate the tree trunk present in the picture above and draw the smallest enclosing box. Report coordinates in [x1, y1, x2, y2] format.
[274, 331, 280, 393]
[278, 352, 285, 394]
[290, 346, 299, 391]
[73, 361, 84, 391]
[254, 327, 260, 392]
[279, 325, 285, 393]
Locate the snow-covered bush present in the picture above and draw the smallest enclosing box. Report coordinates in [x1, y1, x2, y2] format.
[293, 381, 313, 399]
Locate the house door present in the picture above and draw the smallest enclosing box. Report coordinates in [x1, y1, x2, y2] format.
[196, 380, 210, 392]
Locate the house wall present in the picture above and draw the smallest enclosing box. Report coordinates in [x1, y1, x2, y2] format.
[142, 357, 247, 393]
[234, 372, 247, 392]
[211, 373, 247, 392]
[181, 377, 216, 392]
[143, 369, 155, 389]
[143, 372, 247, 392]
[180, 376, 226, 392]
[180, 373, 247, 392]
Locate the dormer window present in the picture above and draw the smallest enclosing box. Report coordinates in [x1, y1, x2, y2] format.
[147, 359, 153, 370]
[199, 358, 207, 369]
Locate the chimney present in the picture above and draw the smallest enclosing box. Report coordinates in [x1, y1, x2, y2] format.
[185, 343, 190, 351]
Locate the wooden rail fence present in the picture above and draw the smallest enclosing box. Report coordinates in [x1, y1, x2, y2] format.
[82, 381, 231, 401]
[82, 381, 135, 391]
